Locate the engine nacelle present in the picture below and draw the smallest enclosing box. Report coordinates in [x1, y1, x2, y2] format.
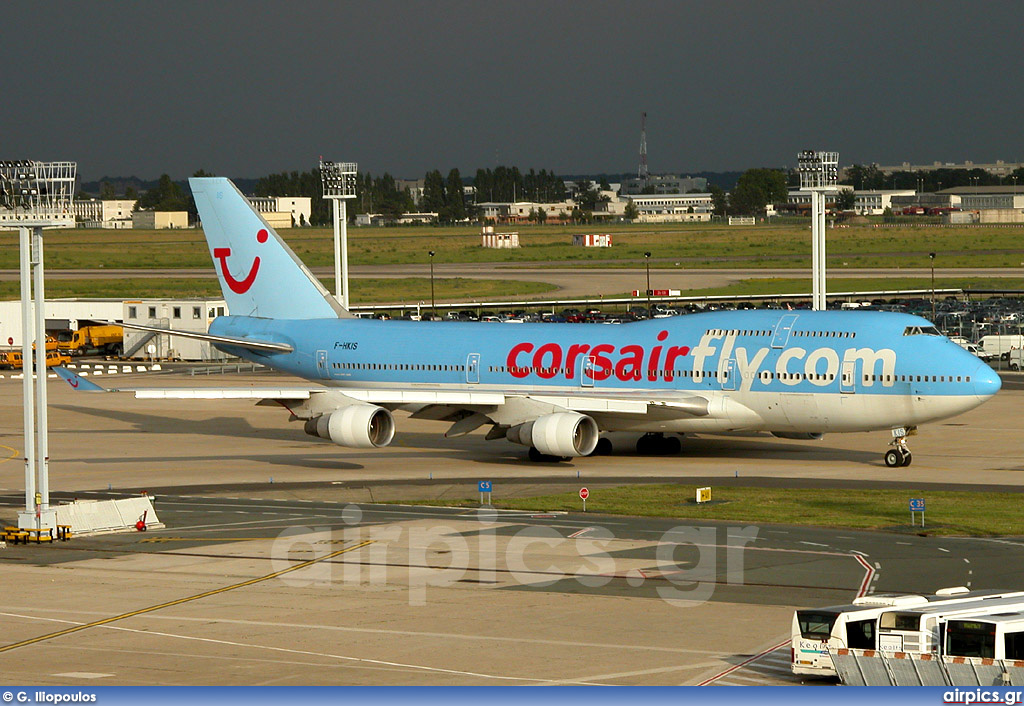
[506, 412, 599, 457]
[771, 432, 824, 441]
[304, 405, 395, 448]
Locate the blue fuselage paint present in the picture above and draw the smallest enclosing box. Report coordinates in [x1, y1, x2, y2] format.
[209, 309, 999, 434]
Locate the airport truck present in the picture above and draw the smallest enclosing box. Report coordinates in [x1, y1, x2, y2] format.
[1009, 347, 1024, 371]
[0, 350, 71, 370]
[56, 324, 123, 357]
[977, 335, 1024, 362]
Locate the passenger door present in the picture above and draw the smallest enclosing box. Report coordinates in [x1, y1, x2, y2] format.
[772, 314, 800, 349]
[466, 353, 480, 384]
[581, 355, 596, 388]
[840, 360, 856, 394]
[316, 349, 329, 379]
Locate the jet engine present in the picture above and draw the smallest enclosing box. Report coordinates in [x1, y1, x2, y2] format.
[770, 432, 824, 441]
[304, 404, 395, 448]
[506, 412, 599, 457]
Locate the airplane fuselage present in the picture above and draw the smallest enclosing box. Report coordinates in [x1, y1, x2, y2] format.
[210, 309, 1000, 435]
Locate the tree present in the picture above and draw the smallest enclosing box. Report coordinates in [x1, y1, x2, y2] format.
[835, 189, 856, 211]
[536, 207, 547, 224]
[445, 168, 467, 221]
[843, 164, 886, 190]
[422, 170, 447, 214]
[100, 181, 116, 200]
[624, 198, 639, 220]
[574, 178, 599, 211]
[728, 168, 787, 215]
[708, 185, 728, 216]
[138, 174, 188, 212]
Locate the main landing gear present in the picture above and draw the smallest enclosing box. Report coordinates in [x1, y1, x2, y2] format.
[884, 427, 915, 467]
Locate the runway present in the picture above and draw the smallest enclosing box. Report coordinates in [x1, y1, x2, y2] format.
[0, 368, 1023, 685]
[1, 265, 1011, 300]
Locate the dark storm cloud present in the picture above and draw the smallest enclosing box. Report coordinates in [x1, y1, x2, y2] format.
[4, 0, 1021, 181]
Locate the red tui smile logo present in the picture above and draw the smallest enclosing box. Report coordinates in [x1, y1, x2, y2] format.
[214, 229, 268, 294]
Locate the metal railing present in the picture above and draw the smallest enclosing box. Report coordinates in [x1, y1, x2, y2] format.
[830, 648, 1024, 686]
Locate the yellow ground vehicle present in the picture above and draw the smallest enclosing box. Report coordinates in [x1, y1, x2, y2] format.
[0, 350, 71, 370]
[56, 325, 124, 356]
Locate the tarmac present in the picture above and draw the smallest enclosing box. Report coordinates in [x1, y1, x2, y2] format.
[0, 368, 1023, 685]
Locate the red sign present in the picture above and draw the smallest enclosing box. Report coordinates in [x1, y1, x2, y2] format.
[579, 487, 589, 500]
[7, 337, 12, 345]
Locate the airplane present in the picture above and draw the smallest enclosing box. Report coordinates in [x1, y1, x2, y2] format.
[56, 176, 1001, 468]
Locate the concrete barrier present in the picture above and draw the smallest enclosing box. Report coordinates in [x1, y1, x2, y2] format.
[54, 497, 162, 536]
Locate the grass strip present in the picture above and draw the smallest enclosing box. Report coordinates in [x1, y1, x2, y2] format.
[407, 484, 1024, 536]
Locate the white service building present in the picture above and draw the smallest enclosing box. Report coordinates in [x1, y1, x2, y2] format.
[73, 199, 138, 228]
[122, 298, 229, 360]
[248, 196, 312, 228]
[628, 193, 713, 222]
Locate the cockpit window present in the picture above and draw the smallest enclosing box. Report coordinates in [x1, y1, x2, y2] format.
[903, 326, 941, 336]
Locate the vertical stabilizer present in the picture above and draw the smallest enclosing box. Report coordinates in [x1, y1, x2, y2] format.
[190, 177, 347, 319]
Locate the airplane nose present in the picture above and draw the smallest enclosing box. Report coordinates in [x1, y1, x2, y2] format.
[973, 362, 1001, 398]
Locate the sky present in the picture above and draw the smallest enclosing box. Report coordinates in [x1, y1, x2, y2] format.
[4, 0, 1022, 182]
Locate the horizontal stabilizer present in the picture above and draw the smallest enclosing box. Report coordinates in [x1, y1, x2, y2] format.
[113, 320, 293, 354]
[53, 366, 107, 392]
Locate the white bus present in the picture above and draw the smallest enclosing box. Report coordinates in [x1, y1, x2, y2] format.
[791, 588, 1020, 677]
[876, 594, 1024, 656]
[944, 613, 1024, 661]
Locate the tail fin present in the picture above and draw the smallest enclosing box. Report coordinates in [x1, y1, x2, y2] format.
[190, 177, 347, 319]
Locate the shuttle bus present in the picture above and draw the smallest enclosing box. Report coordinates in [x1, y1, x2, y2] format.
[945, 613, 1024, 661]
[791, 588, 1024, 676]
[876, 594, 1024, 656]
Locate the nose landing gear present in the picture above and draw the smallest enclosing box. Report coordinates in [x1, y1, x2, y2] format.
[884, 427, 916, 467]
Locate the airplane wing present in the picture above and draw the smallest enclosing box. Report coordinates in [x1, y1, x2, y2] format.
[53, 367, 721, 454]
[54, 367, 709, 419]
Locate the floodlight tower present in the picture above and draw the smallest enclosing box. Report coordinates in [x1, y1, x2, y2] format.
[798, 150, 839, 310]
[319, 159, 358, 308]
[0, 160, 76, 530]
[638, 112, 649, 183]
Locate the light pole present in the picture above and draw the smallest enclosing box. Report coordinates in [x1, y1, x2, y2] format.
[428, 250, 436, 319]
[644, 251, 652, 317]
[319, 160, 357, 308]
[929, 252, 936, 322]
[798, 150, 839, 311]
[0, 160, 76, 531]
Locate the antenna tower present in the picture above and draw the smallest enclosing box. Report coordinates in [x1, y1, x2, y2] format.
[638, 112, 649, 182]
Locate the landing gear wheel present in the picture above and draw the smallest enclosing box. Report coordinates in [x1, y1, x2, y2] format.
[884, 449, 902, 467]
[636, 433, 659, 455]
[660, 436, 682, 455]
[589, 438, 613, 456]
